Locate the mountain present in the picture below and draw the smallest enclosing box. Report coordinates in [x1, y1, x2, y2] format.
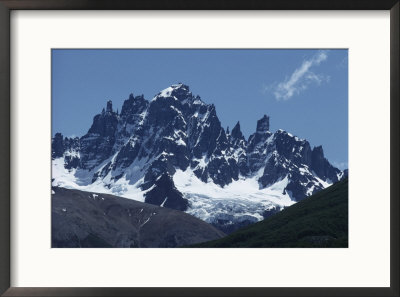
[52, 187, 225, 247]
[192, 178, 348, 247]
[52, 83, 345, 233]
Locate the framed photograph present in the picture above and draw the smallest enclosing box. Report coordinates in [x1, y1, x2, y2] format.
[0, 1, 398, 296]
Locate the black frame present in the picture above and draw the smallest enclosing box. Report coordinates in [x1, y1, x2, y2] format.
[0, 1, 398, 296]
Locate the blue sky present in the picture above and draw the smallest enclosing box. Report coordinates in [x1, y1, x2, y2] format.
[52, 49, 348, 169]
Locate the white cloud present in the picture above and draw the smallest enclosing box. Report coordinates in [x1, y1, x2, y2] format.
[267, 51, 329, 100]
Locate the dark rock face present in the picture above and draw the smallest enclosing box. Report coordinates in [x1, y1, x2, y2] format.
[120, 94, 148, 124]
[246, 130, 273, 173]
[144, 174, 188, 211]
[52, 133, 64, 158]
[197, 156, 239, 186]
[311, 146, 341, 183]
[87, 107, 118, 137]
[52, 83, 345, 215]
[52, 133, 80, 169]
[79, 104, 120, 170]
[52, 187, 225, 247]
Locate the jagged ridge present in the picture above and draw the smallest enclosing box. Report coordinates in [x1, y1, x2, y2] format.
[52, 83, 346, 232]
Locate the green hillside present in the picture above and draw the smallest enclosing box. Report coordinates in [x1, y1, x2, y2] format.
[192, 178, 348, 248]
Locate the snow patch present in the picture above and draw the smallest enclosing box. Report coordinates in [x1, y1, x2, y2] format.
[175, 138, 186, 146]
[52, 157, 146, 202]
[173, 169, 295, 224]
[160, 197, 168, 207]
[140, 217, 151, 227]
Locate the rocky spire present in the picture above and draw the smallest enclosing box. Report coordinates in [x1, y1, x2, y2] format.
[231, 121, 244, 141]
[256, 115, 270, 133]
[120, 93, 148, 120]
[106, 100, 113, 113]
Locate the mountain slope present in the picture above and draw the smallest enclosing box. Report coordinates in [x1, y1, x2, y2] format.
[192, 178, 348, 247]
[52, 187, 225, 247]
[52, 83, 345, 232]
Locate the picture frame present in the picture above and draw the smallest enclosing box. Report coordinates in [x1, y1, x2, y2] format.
[0, 0, 398, 296]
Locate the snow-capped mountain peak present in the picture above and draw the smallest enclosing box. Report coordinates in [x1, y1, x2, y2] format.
[52, 83, 346, 232]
